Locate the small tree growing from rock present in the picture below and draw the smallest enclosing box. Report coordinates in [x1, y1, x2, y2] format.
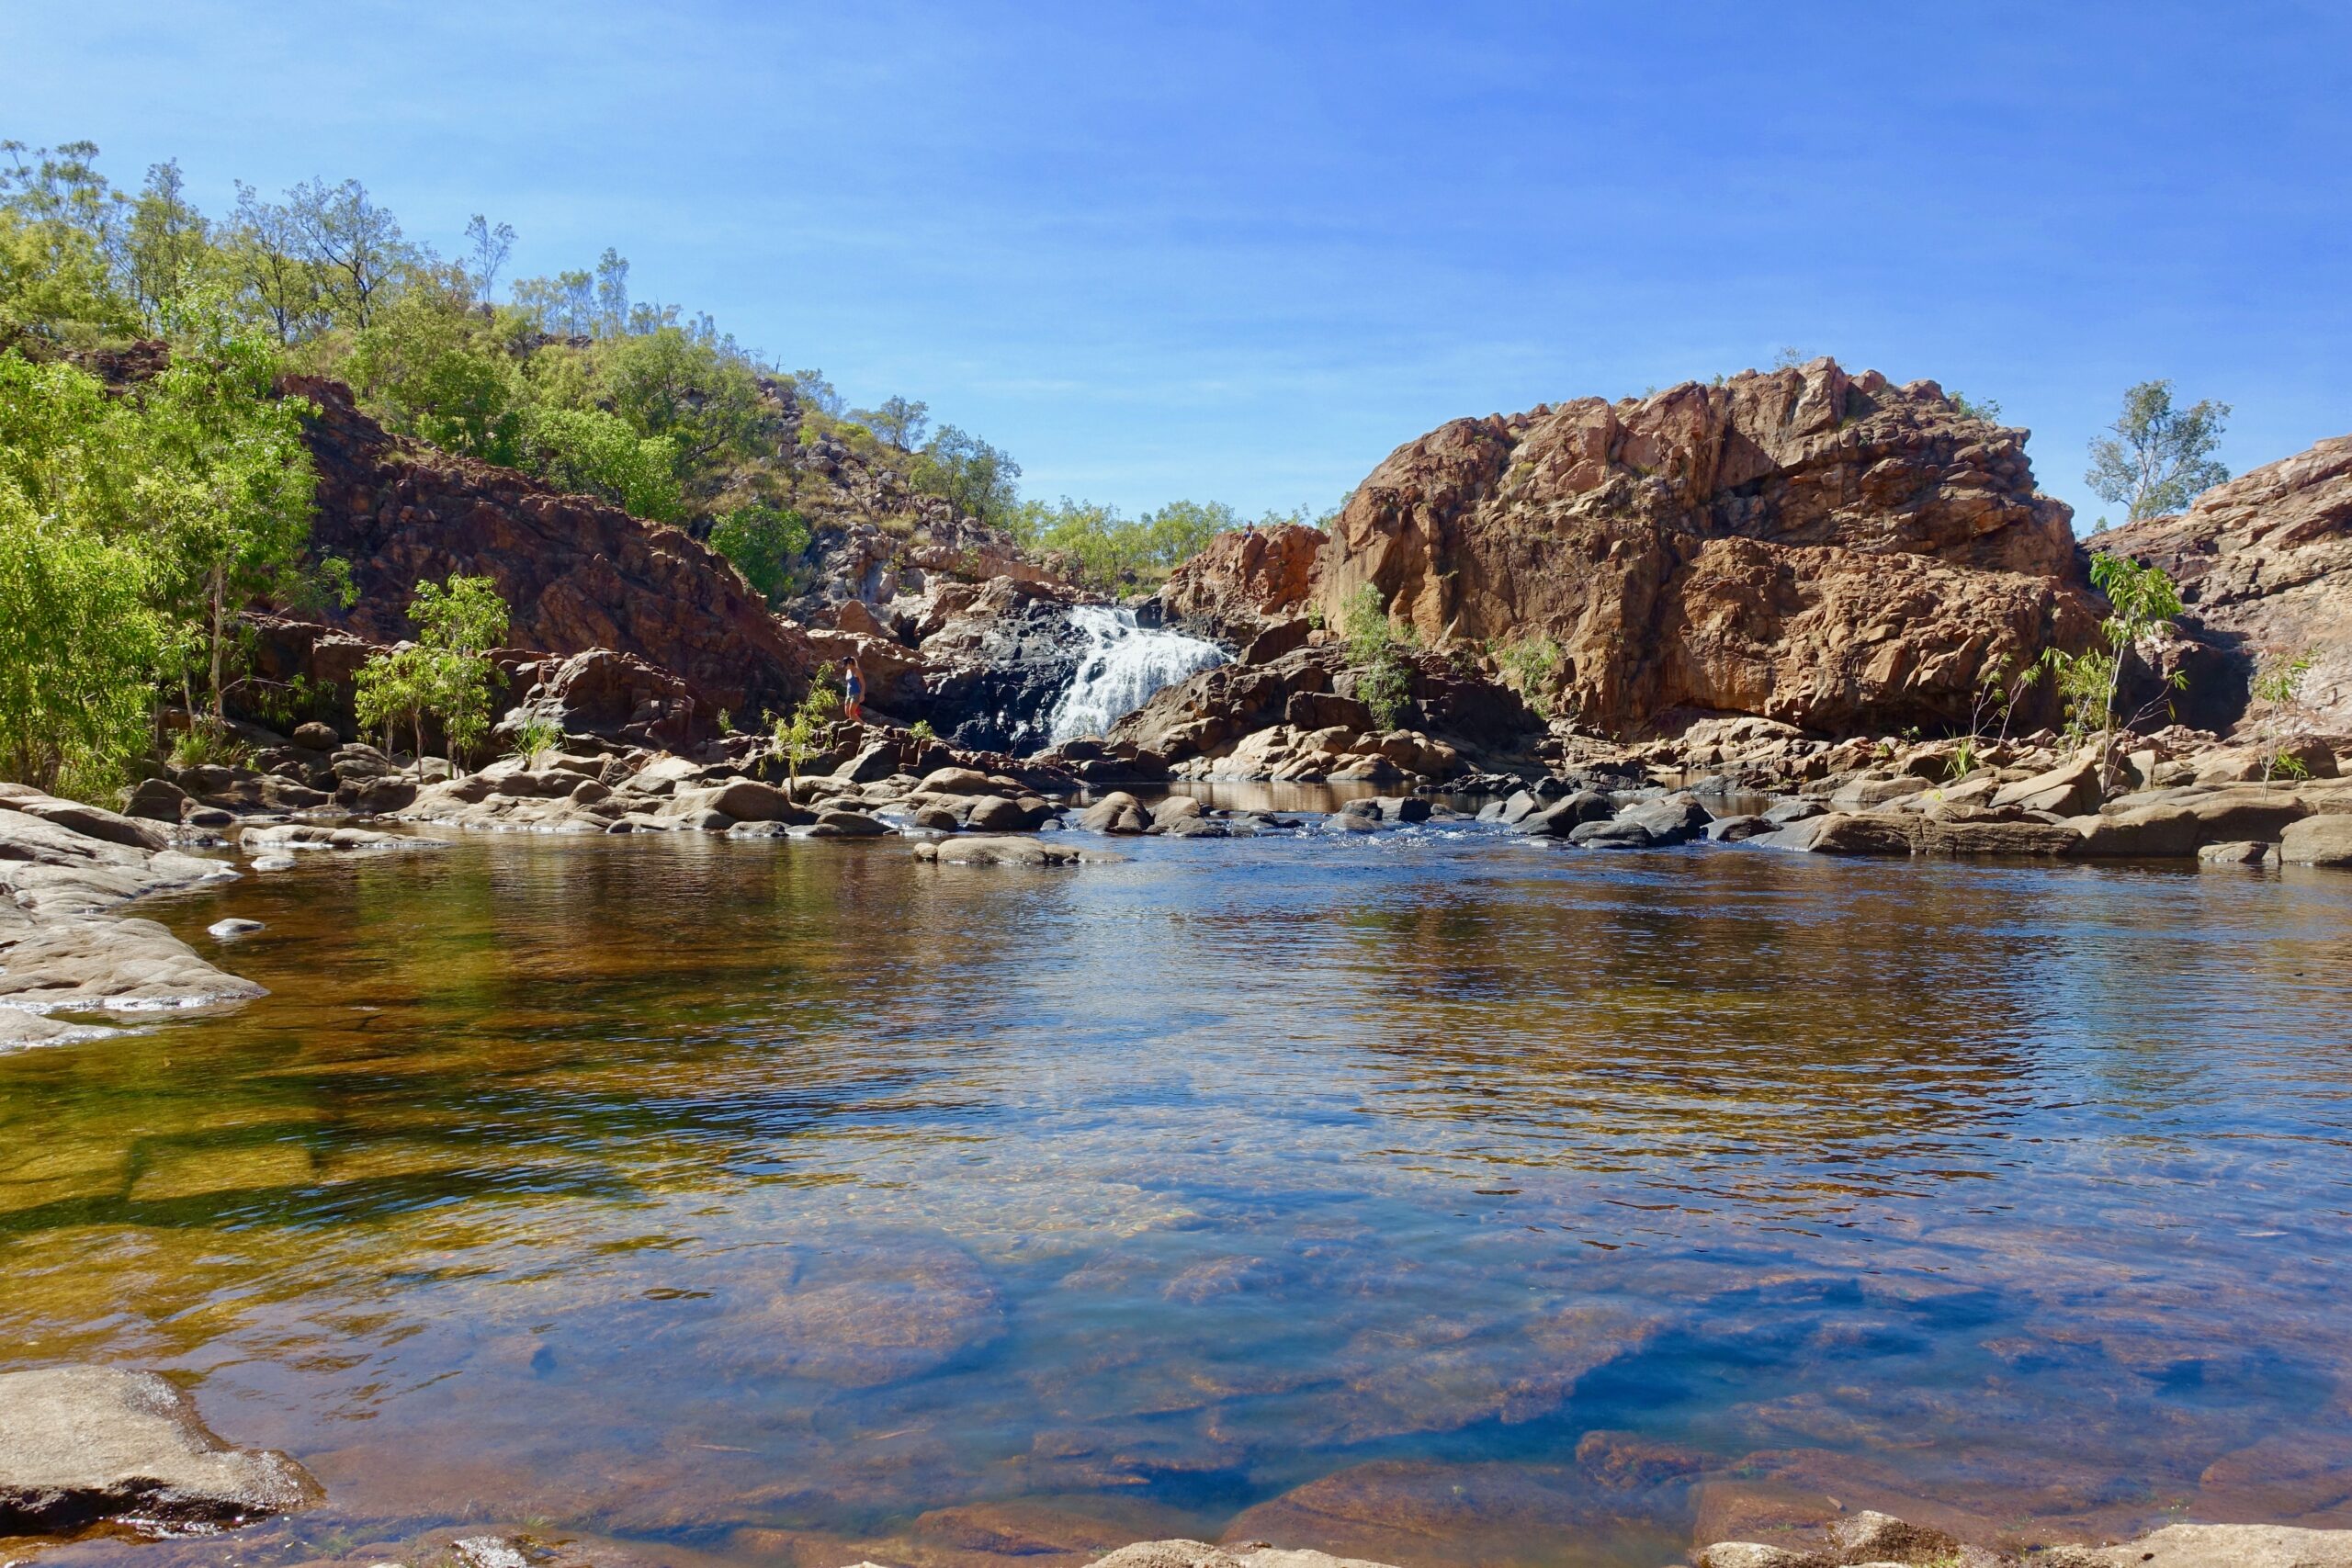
[1490, 633, 1562, 721]
[2041, 551, 2188, 792]
[2249, 646, 2318, 785]
[771, 682, 841, 782]
[1341, 583, 1413, 732]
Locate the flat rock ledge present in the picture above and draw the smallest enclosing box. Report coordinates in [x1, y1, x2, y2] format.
[0, 790, 262, 1038]
[0, 1365, 319, 1536]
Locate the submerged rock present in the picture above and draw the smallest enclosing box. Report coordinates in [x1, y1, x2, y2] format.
[0, 1365, 318, 1534]
[916, 836, 1123, 866]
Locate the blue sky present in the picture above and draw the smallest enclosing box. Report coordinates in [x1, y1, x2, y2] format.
[8, 2, 2348, 531]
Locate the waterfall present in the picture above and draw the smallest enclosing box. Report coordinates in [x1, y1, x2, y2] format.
[1046, 605, 1226, 744]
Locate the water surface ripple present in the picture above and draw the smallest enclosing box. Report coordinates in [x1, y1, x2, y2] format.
[5, 827, 2350, 1566]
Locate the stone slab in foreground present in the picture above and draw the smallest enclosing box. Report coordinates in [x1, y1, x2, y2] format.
[0, 1365, 319, 1535]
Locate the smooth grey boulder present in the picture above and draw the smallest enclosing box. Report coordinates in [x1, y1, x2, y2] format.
[2281, 814, 2352, 867]
[807, 809, 888, 837]
[2198, 840, 2279, 866]
[1762, 796, 1827, 825]
[1705, 813, 1773, 842]
[0, 1365, 319, 1534]
[1513, 789, 1612, 836]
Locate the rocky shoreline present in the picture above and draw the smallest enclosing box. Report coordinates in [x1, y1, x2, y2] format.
[7, 1364, 2350, 1568]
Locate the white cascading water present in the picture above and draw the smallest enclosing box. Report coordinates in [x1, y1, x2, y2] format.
[1046, 605, 1226, 744]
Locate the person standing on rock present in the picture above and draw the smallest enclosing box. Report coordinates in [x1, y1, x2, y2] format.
[842, 655, 865, 725]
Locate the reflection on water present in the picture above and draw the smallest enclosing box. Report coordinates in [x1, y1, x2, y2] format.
[5, 829, 2352, 1568]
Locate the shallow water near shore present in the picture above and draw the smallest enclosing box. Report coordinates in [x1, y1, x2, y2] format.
[6, 823, 2352, 1568]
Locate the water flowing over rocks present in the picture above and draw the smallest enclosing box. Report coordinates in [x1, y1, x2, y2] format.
[1047, 606, 1227, 745]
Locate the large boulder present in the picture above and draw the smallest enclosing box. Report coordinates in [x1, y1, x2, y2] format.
[0, 1365, 318, 1534]
[504, 649, 707, 749]
[2281, 814, 2352, 866]
[1316, 358, 2096, 737]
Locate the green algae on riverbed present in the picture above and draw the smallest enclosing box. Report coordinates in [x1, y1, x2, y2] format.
[5, 826, 2352, 1568]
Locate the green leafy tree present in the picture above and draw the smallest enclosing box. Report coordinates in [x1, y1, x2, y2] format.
[131, 299, 320, 729]
[521, 405, 683, 520]
[465, 214, 515, 302]
[285, 176, 410, 330]
[772, 683, 841, 781]
[596, 324, 766, 474]
[2249, 647, 2318, 786]
[358, 575, 510, 772]
[912, 425, 1021, 528]
[2086, 380, 2231, 522]
[2041, 551, 2187, 792]
[0, 485, 160, 795]
[125, 159, 211, 329]
[227, 181, 323, 344]
[708, 502, 811, 607]
[353, 642, 432, 764]
[345, 269, 525, 462]
[1139, 500, 1233, 571]
[1342, 584, 1414, 732]
[852, 394, 930, 449]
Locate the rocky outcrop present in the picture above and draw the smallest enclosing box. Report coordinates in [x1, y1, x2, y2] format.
[1317, 358, 2096, 738]
[1106, 646, 1542, 778]
[0, 1365, 318, 1535]
[2090, 434, 2352, 734]
[1160, 522, 1325, 643]
[284, 376, 817, 733]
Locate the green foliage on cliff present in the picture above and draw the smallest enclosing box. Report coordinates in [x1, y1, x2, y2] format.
[708, 502, 813, 607]
[0, 300, 322, 793]
[1342, 584, 1414, 732]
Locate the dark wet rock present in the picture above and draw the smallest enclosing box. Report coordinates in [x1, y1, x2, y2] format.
[968, 795, 1051, 832]
[1762, 797, 1826, 825]
[120, 776, 191, 822]
[1161, 816, 1230, 839]
[1514, 791, 1613, 837]
[1080, 792, 1153, 834]
[1706, 814, 1773, 842]
[0, 1365, 319, 1534]
[1573, 1429, 1709, 1491]
[917, 837, 1124, 866]
[808, 809, 889, 838]
[733, 1237, 1001, 1386]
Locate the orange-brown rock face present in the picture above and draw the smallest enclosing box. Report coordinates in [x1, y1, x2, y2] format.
[1159, 521, 1325, 639]
[2092, 434, 2352, 734]
[287, 377, 816, 726]
[1317, 358, 2095, 736]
